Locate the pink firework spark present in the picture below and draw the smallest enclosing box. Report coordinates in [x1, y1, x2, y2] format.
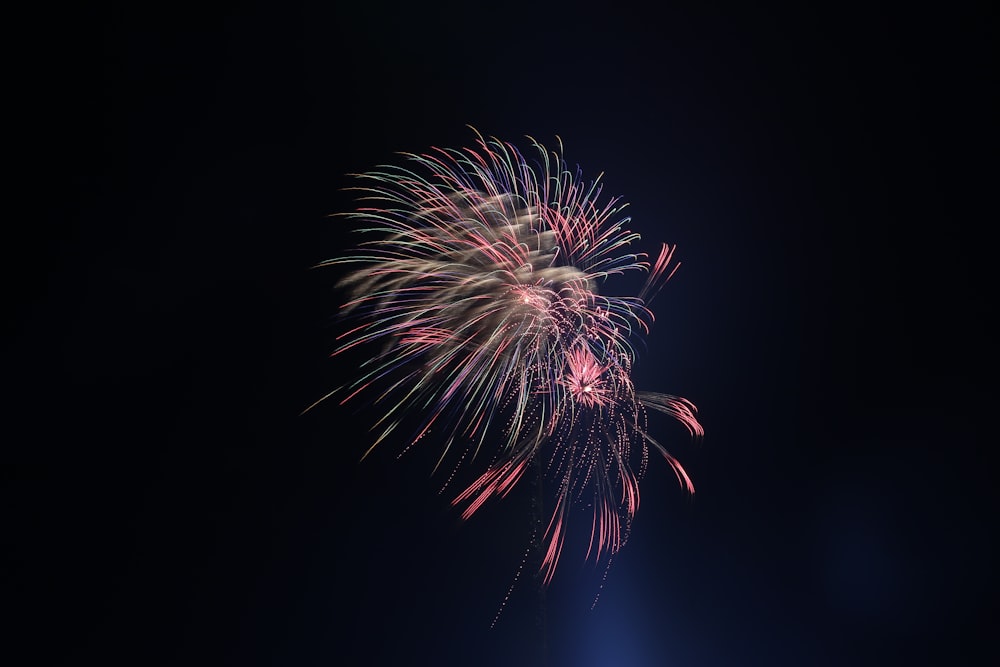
[560, 345, 613, 409]
[313, 127, 702, 597]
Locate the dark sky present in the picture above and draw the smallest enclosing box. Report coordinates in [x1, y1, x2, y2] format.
[8, 2, 995, 666]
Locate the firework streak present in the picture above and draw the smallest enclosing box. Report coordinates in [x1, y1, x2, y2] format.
[317, 129, 702, 586]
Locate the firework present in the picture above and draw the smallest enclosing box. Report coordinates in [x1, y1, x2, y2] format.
[316, 128, 702, 588]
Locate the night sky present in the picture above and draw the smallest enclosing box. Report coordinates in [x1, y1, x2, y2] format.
[8, 2, 995, 666]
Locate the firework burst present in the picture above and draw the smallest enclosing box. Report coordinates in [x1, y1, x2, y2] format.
[315, 128, 702, 591]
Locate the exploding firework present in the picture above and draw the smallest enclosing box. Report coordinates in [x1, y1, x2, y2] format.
[314, 128, 702, 590]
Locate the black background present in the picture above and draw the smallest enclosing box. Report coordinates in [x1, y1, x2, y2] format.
[7, 2, 995, 666]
